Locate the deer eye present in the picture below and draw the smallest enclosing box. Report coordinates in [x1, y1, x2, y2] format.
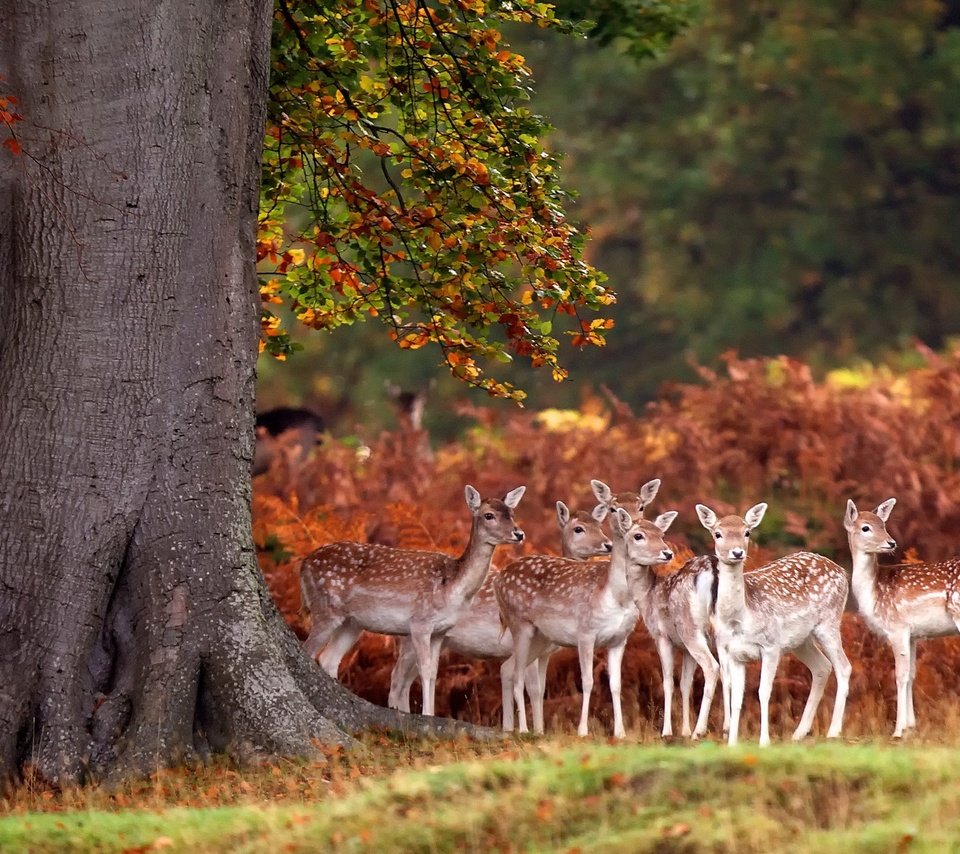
[714, 531, 722, 540]
[861, 525, 870, 533]
[574, 526, 584, 534]
[633, 532, 645, 542]
[484, 512, 495, 521]
[744, 531, 750, 539]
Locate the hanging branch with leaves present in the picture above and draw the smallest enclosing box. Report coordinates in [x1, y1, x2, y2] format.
[259, 0, 615, 402]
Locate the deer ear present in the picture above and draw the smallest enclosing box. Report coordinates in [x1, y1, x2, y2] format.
[653, 510, 678, 533]
[591, 503, 609, 522]
[503, 485, 526, 509]
[744, 502, 768, 530]
[844, 499, 859, 532]
[464, 485, 482, 513]
[696, 504, 717, 530]
[556, 501, 570, 528]
[613, 507, 633, 536]
[875, 498, 896, 522]
[590, 479, 612, 504]
[639, 478, 661, 507]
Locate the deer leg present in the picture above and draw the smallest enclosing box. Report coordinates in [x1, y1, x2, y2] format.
[317, 622, 363, 679]
[685, 633, 719, 740]
[388, 636, 419, 712]
[727, 658, 746, 747]
[607, 640, 628, 739]
[531, 648, 554, 735]
[791, 637, 831, 740]
[679, 651, 696, 738]
[510, 623, 536, 733]
[813, 624, 851, 739]
[758, 648, 782, 747]
[303, 613, 341, 665]
[576, 637, 597, 737]
[409, 629, 439, 717]
[499, 655, 517, 732]
[421, 633, 445, 717]
[525, 658, 545, 735]
[717, 643, 731, 736]
[655, 634, 675, 737]
[890, 631, 912, 738]
[906, 637, 917, 730]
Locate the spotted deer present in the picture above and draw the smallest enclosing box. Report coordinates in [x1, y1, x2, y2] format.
[498, 481, 660, 733]
[299, 485, 526, 716]
[388, 500, 613, 730]
[495, 507, 677, 738]
[844, 498, 960, 738]
[592, 479, 719, 740]
[698, 503, 852, 746]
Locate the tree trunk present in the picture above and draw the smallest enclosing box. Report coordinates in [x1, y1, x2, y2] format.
[0, 0, 474, 786]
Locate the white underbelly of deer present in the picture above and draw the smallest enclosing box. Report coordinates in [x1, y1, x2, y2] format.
[536, 596, 637, 649]
[445, 606, 513, 657]
[896, 594, 955, 637]
[340, 589, 419, 636]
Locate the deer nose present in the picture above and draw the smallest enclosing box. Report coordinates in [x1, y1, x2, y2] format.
[514, 530, 525, 542]
[603, 541, 613, 552]
[886, 539, 896, 550]
[662, 550, 674, 561]
[731, 548, 745, 561]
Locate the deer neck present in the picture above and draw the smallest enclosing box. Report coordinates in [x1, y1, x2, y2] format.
[604, 536, 633, 605]
[715, 558, 748, 627]
[848, 537, 880, 619]
[449, 519, 499, 602]
[627, 562, 656, 607]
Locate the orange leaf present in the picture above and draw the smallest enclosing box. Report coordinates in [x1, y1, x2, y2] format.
[3, 137, 22, 156]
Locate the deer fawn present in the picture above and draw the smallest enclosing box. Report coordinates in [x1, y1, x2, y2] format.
[495, 507, 677, 738]
[845, 498, 960, 738]
[299, 484, 526, 716]
[592, 479, 719, 739]
[389, 500, 612, 730]
[698, 503, 852, 746]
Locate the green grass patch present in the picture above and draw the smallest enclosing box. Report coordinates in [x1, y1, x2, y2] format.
[3, 741, 959, 852]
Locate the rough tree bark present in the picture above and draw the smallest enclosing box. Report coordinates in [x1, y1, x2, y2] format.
[0, 0, 476, 785]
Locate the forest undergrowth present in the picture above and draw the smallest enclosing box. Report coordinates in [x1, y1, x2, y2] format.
[254, 349, 960, 739]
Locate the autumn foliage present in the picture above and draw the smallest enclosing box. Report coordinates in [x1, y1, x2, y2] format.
[254, 348, 960, 738]
[258, 0, 614, 400]
[0, 77, 23, 156]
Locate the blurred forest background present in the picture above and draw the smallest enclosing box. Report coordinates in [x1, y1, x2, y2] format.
[257, 0, 960, 437]
[252, 0, 960, 734]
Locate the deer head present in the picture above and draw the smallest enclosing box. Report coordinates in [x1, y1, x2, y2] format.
[611, 506, 677, 565]
[465, 484, 526, 546]
[591, 478, 661, 522]
[844, 498, 897, 555]
[556, 500, 612, 558]
[696, 502, 767, 565]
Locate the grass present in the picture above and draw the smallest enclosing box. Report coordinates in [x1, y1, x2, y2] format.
[4, 736, 960, 852]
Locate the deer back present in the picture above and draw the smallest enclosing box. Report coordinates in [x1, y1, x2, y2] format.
[742, 552, 849, 646]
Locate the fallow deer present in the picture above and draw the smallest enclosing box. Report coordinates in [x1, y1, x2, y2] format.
[591, 479, 718, 739]
[299, 484, 526, 716]
[495, 507, 677, 738]
[498, 479, 660, 733]
[253, 405, 325, 475]
[844, 498, 960, 738]
[698, 503, 852, 746]
[388, 500, 613, 730]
